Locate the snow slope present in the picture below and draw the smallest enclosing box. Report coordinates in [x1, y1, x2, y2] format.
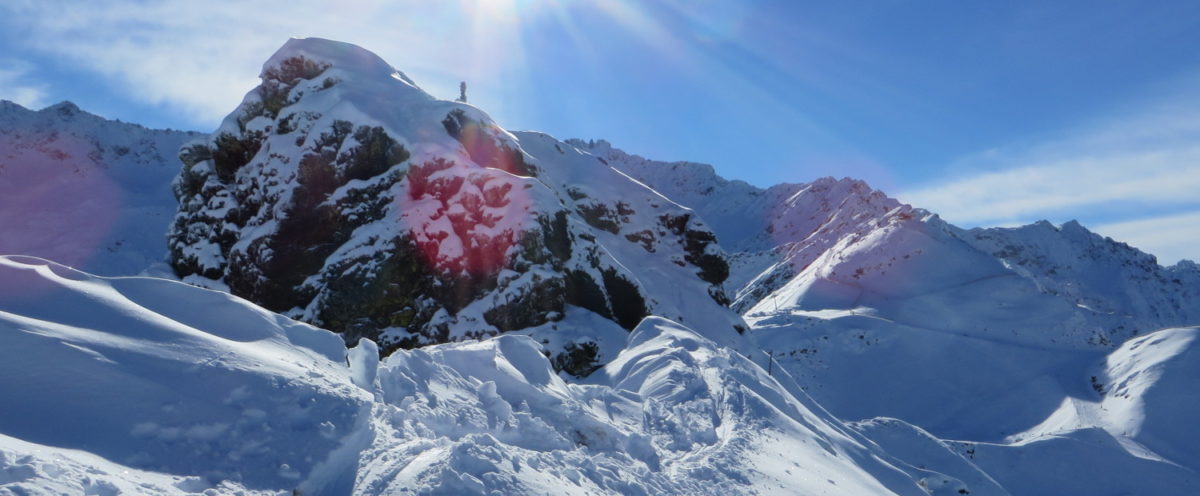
[0, 100, 201, 276]
[1014, 327, 1200, 471]
[0, 255, 370, 493]
[587, 138, 1200, 493]
[734, 207, 1200, 441]
[1, 255, 1017, 495]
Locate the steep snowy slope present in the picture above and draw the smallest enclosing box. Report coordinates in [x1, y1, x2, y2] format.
[602, 145, 1158, 347]
[740, 209, 1200, 440]
[943, 327, 1200, 494]
[0, 100, 201, 276]
[575, 140, 908, 312]
[1013, 327, 1200, 471]
[749, 314, 1200, 494]
[0, 255, 1013, 495]
[168, 38, 743, 366]
[566, 139, 776, 253]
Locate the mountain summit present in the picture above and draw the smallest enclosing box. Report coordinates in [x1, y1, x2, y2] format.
[167, 38, 745, 370]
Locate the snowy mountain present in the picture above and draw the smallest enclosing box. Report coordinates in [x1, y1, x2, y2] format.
[167, 39, 743, 368]
[2, 36, 1200, 495]
[589, 138, 1200, 492]
[0, 100, 201, 276]
[959, 220, 1200, 332]
[584, 140, 1200, 339]
[575, 140, 909, 312]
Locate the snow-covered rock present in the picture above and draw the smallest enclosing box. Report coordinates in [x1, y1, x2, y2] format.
[167, 38, 743, 367]
[0, 100, 200, 276]
[578, 141, 920, 313]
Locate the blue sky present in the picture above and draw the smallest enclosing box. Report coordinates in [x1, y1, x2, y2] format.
[2, 0, 1199, 263]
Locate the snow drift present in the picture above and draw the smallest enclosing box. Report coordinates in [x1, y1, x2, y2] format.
[0, 255, 1000, 495]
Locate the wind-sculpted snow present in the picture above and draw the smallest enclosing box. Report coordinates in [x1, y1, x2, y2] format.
[358, 316, 949, 495]
[0, 100, 201, 276]
[0, 255, 371, 493]
[168, 38, 742, 368]
[1, 255, 992, 495]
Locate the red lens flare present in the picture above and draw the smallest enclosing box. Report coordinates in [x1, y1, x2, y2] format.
[0, 132, 120, 300]
[0, 133, 119, 267]
[398, 158, 533, 279]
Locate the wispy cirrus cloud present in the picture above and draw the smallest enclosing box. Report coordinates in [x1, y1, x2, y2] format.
[899, 80, 1200, 264]
[0, 1, 530, 125]
[0, 59, 49, 109]
[1093, 211, 1200, 265]
[900, 145, 1200, 225]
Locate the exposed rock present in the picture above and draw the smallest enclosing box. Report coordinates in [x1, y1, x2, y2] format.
[168, 38, 745, 370]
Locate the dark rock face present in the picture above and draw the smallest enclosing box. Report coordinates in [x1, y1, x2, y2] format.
[551, 341, 602, 377]
[659, 213, 730, 286]
[168, 39, 744, 376]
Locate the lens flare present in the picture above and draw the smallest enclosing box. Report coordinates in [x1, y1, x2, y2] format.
[0, 132, 120, 299]
[397, 154, 533, 280]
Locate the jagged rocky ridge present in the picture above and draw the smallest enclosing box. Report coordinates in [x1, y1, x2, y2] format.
[581, 139, 1200, 346]
[168, 39, 743, 369]
[571, 139, 908, 312]
[959, 220, 1200, 334]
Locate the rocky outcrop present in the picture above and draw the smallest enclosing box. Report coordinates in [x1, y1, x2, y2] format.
[168, 38, 744, 371]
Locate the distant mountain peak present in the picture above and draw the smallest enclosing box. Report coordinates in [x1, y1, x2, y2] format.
[42, 100, 81, 117]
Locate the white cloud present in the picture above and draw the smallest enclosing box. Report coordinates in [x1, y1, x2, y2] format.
[1094, 211, 1200, 265]
[899, 145, 1200, 225]
[898, 85, 1200, 225]
[897, 79, 1200, 263]
[0, 59, 49, 109]
[1, 1, 530, 126]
